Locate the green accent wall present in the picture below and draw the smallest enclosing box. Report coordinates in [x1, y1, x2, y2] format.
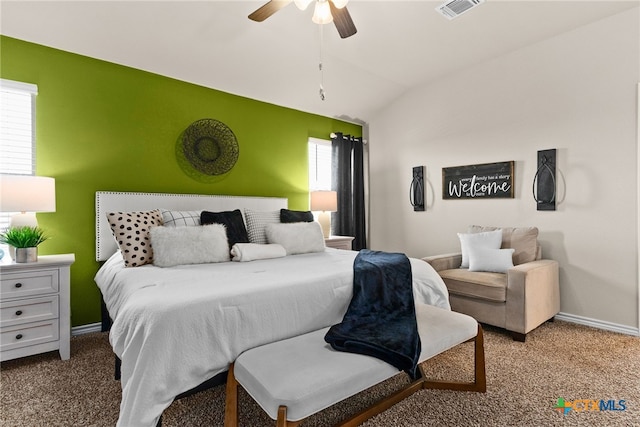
[0, 36, 362, 327]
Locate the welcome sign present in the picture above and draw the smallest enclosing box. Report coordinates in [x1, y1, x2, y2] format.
[443, 161, 514, 199]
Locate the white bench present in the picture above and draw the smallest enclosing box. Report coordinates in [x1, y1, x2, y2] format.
[224, 304, 486, 427]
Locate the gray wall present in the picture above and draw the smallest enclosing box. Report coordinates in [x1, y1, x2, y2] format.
[368, 8, 639, 331]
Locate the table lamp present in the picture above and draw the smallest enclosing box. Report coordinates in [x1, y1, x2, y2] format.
[310, 190, 337, 238]
[0, 174, 56, 227]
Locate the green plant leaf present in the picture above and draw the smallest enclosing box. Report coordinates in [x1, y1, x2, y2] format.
[0, 226, 49, 248]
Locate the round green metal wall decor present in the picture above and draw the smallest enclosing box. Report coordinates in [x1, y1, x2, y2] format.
[176, 118, 239, 181]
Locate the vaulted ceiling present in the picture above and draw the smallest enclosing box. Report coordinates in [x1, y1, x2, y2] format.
[2, 1, 638, 123]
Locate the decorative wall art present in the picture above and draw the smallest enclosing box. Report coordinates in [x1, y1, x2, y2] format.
[409, 166, 425, 211]
[442, 161, 514, 200]
[176, 118, 239, 182]
[533, 149, 557, 211]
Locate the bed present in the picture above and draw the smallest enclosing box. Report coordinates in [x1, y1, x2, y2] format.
[94, 191, 451, 427]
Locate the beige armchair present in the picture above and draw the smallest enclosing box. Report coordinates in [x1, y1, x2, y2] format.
[423, 226, 560, 342]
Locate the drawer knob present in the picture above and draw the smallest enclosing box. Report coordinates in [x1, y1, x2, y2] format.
[15, 334, 23, 340]
[15, 310, 23, 316]
[14, 282, 23, 288]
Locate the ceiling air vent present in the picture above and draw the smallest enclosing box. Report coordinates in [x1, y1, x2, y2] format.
[436, 0, 485, 20]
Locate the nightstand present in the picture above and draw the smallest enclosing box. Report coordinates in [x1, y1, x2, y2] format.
[0, 254, 75, 361]
[324, 236, 355, 250]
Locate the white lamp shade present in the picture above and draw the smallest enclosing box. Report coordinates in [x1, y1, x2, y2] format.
[0, 175, 56, 213]
[310, 190, 337, 212]
[312, 0, 333, 24]
[294, 0, 314, 10]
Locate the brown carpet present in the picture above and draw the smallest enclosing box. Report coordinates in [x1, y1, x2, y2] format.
[1, 320, 639, 427]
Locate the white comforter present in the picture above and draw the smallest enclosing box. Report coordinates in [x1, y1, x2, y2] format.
[95, 248, 450, 427]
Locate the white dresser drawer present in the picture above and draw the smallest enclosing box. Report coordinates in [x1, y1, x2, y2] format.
[0, 296, 59, 328]
[0, 320, 59, 352]
[0, 254, 74, 361]
[0, 269, 59, 299]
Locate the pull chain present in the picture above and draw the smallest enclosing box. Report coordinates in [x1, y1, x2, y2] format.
[319, 23, 326, 101]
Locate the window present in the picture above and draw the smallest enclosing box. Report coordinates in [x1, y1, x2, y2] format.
[0, 78, 38, 230]
[308, 137, 332, 191]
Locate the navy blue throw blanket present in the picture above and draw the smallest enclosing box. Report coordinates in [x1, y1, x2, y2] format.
[324, 249, 422, 379]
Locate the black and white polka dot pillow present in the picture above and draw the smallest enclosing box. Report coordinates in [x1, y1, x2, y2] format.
[107, 210, 163, 267]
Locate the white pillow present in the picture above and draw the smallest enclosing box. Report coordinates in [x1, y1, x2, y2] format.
[149, 223, 230, 267]
[244, 209, 280, 244]
[457, 229, 503, 268]
[468, 247, 515, 273]
[160, 209, 202, 227]
[230, 243, 286, 262]
[265, 222, 325, 255]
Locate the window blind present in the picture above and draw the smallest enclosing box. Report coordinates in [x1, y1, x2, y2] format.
[0, 79, 38, 230]
[308, 137, 332, 191]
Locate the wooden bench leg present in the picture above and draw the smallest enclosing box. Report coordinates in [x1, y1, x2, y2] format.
[276, 406, 302, 427]
[229, 367, 303, 427]
[423, 324, 486, 392]
[276, 406, 287, 427]
[336, 368, 426, 427]
[224, 363, 239, 427]
[331, 325, 487, 426]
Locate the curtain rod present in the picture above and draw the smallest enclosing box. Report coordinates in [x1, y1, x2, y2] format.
[330, 133, 368, 144]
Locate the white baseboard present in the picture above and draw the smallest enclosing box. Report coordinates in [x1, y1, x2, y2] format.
[555, 312, 639, 337]
[71, 322, 102, 336]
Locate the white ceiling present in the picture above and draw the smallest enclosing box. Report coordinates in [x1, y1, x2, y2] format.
[1, 0, 638, 124]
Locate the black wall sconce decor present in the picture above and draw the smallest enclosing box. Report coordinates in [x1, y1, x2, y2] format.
[533, 149, 556, 211]
[410, 166, 425, 211]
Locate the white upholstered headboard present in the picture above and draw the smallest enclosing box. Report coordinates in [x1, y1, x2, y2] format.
[96, 191, 288, 261]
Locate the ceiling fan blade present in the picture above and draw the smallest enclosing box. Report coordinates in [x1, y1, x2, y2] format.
[248, 0, 293, 22]
[329, 2, 357, 39]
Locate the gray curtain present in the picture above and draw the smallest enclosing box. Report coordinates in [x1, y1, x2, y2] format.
[331, 132, 366, 250]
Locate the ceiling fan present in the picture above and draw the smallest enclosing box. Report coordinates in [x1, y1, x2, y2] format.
[249, 0, 357, 39]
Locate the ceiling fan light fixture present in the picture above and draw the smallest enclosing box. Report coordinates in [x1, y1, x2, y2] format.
[294, 0, 314, 11]
[312, 0, 333, 25]
[331, 0, 349, 9]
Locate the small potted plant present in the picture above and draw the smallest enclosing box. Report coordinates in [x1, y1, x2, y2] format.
[0, 226, 49, 263]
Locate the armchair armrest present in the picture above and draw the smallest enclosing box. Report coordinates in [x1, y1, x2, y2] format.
[506, 259, 560, 335]
[422, 253, 462, 272]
